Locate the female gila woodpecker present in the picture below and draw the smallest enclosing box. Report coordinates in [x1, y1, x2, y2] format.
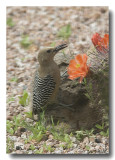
[32, 43, 68, 115]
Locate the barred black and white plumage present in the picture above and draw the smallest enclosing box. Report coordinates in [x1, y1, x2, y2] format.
[31, 44, 67, 116]
[32, 71, 56, 114]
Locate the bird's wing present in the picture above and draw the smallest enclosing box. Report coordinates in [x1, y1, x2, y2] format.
[33, 71, 56, 113]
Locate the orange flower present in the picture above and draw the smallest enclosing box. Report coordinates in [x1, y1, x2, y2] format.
[91, 33, 109, 54]
[67, 54, 90, 83]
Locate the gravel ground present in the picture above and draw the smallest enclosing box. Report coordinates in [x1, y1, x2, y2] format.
[6, 6, 109, 154]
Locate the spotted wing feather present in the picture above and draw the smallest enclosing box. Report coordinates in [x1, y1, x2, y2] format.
[32, 71, 56, 114]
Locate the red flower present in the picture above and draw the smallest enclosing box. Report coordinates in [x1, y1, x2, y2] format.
[67, 54, 90, 83]
[91, 33, 109, 54]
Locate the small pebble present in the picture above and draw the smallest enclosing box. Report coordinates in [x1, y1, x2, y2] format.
[95, 138, 101, 143]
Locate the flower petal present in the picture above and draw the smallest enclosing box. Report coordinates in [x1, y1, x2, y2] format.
[75, 54, 83, 64]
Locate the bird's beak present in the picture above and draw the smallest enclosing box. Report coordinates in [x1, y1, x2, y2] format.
[54, 43, 68, 53]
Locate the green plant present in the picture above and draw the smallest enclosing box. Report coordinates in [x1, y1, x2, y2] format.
[6, 137, 14, 153]
[19, 90, 29, 107]
[7, 97, 15, 103]
[84, 128, 94, 137]
[34, 148, 44, 154]
[6, 111, 48, 142]
[59, 143, 66, 149]
[24, 111, 47, 142]
[82, 78, 93, 101]
[50, 117, 73, 148]
[30, 144, 35, 151]
[24, 111, 33, 119]
[43, 143, 54, 152]
[76, 130, 84, 141]
[10, 77, 18, 82]
[7, 18, 15, 27]
[13, 114, 23, 131]
[7, 114, 26, 136]
[86, 145, 90, 151]
[57, 24, 71, 39]
[64, 134, 73, 148]
[20, 35, 32, 48]
[6, 120, 14, 135]
[95, 123, 109, 137]
[76, 128, 94, 141]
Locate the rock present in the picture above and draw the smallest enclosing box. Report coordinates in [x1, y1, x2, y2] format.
[92, 13, 101, 19]
[48, 134, 53, 139]
[17, 77, 24, 83]
[21, 132, 27, 139]
[100, 8, 107, 13]
[89, 146, 95, 151]
[28, 150, 33, 154]
[73, 143, 78, 148]
[46, 141, 55, 147]
[15, 150, 23, 154]
[14, 142, 24, 150]
[15, 127, 26, 136]
[26, 118, 34, 123]
[16, 146, 22, 150]
[101, 137, 109, 145]
[89, 136, 95, 143]
[80, 143, 86, 149]
[25, 144, 31, 150]
[54, 147, 63, 154]
[67, 150, 75, 154]
[95, 145, 100, 151]
[7, 116, 13, 121]
[95, 138, 101, 143]
[84, 150, 89, 154]
[54, 150, 63, 154]
[70, 137, 77, 143]
[46, 131, 50, 136]
[9, 136, 17, 141]
[77, 148, 84, 154]
[19, 127, 26, 132]
[83, 137, 89, 144]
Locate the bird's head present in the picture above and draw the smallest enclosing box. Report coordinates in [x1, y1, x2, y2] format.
[38, 43, 68, 65]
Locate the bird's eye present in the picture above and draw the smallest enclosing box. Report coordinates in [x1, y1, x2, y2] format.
[47, 49, 51, 53]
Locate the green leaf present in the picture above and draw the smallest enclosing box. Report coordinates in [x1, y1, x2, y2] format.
[30, 144, 35, 151]
[9, 128, 14, 135]
[85, 93, 90, 99]
[83, 78, 87, 84]
[100, 131, 106, 136]
[19, 90, 29, 106]
[89, 83, 92, 90]
[64, 134, 70, 143]
[86, 145, 90, 150]
[24, 111, 33, 118]
[10, 77, 18, 82]
[7, 97, 15, 103]
[76, 130, 84, 141]
[95, 124, 103, 130]
[20, 35, 32, 48]
[7, 18, 15, 27]
[35, 148, 43, 154]
[57, 24, 71, 39]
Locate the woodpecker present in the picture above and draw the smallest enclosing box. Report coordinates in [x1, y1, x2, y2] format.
[32, 43, 68, 115]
